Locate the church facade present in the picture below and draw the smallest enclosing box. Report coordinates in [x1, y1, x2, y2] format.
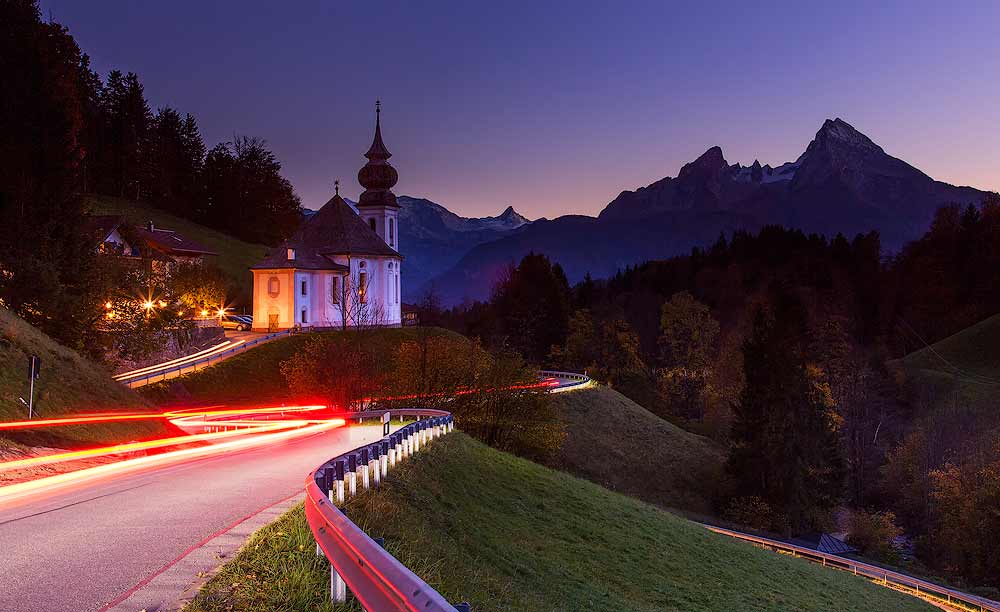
[250, 103, 402, 331]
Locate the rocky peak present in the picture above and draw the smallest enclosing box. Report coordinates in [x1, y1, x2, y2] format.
[498, 205, 530, 226]
[678, 146, 728, 181]
[809, 118, 884, 155]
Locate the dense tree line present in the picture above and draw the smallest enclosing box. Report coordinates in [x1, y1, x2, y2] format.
[0, 1, 301, 350]
[438, 216, 1000, 590]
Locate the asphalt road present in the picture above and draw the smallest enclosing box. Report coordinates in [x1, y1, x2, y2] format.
[0, 423, 384, 612]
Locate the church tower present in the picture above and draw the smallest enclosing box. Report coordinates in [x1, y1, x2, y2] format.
[357, 100, 400, 251]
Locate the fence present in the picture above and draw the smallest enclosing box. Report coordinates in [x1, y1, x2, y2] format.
[305, 409, 470, 611]
[704, 525, 1000, 612]
[116, 330, 291, 388]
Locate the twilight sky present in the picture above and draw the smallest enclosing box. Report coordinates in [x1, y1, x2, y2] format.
[43, 0, 1000, 219]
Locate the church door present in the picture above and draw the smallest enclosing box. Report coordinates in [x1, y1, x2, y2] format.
[268, 314, 279, 332]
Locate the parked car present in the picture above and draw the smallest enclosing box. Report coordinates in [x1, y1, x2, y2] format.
[220, 314, 251, 331]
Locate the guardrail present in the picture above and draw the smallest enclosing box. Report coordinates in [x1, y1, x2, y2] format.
[117, 330, 291, 388]
[704, 525, 1000, 612]
[305, 408, 469, 611]
[538, 370, 591, 390]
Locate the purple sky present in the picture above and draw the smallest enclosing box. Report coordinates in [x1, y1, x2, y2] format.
[43, 0, 1000, 219]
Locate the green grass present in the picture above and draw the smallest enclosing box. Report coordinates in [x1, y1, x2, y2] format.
[185, 433, 933, 612]
[85, 194, 268, 301]
[139, 327, 471, 405]
[0, 307, 168, 447]
[550, 385, 724, 514]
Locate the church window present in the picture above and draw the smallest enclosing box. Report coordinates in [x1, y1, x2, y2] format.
[369, 218, 377, 233]
[301, 309, 307, 324]
[301, 280, 307, 296]
[359, 271, 368, 303]
[389, 218, 395, 246]
[286, 248, 295, 261]
[331, 277, 340, 304]
[267, 276, 280, 297]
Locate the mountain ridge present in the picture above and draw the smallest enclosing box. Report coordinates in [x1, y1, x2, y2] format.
[424, 118, 994, 305]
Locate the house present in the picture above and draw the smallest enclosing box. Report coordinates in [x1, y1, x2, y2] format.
[250, 102, 403, 331]
[86, 215, 217, 272]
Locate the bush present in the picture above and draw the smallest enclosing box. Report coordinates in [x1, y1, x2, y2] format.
[846, 509, 902, 564]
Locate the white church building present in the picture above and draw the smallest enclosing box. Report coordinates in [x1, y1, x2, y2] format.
[251, 103, 402, 331]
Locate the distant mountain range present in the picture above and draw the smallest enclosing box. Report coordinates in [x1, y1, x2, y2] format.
[417, 118, 993, 305]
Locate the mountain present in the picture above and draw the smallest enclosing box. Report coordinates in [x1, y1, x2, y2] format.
[396, 196, 530, 300]
[425, 118, 993, 305]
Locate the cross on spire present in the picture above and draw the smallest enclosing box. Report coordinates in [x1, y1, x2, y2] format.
[334, 179, 340, 196]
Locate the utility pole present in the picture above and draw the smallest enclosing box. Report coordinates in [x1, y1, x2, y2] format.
[26, 355, 41, 418]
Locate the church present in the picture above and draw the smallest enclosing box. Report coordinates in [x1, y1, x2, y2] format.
[250, 103, 402, 331]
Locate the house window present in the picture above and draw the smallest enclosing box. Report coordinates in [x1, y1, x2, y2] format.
[369, 218, 377, 233]
[286, 248, 295, 261]
[389, 218, 395, 246]
[301, 280, 307, 296]
[359, 271, 368, 303]
[301, 309, 307, 324]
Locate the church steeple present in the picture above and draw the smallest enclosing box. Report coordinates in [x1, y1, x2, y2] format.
[358, 100, 399, 208]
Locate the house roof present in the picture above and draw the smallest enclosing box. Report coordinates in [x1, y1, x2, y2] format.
[132, 225, 217, 257]
[291, 193, 401, 259]
[83, 215, 125, 247]
[788, 533, 857, 555]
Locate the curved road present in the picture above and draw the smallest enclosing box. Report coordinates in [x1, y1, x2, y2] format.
[0, 423, 385, 612]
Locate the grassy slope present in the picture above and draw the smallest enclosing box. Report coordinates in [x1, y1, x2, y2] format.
[185, 434, 933, 612]
[550, 385, 724, 514]
[85, 194, 268, 299]
[897, 312, 1000, 384]
[139, 327, 469, 405]
[0, 307, 166, 447]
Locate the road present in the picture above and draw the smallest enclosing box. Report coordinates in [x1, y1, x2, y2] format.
[0, 422, 385, 612]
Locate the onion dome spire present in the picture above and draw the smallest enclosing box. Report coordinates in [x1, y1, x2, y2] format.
[358, 100, 399, 208]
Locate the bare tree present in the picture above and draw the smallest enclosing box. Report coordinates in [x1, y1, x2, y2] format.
[334, 269, 387, 331]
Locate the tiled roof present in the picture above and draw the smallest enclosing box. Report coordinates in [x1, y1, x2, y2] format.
[292, 193, 401, 258]
[132, 226, 217, 256]
[251, 242, 349, 271]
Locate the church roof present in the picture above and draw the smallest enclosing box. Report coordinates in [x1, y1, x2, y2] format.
[252, 192, 400, 270]
[299, 193, 401, 257]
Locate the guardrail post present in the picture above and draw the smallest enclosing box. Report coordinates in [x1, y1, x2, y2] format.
[360, 448, 370, 490]
[454, 603, 471, 612]
[335, 460, 345, 504]
[380, 441, 389, 478]
[371, 445, 381, 487]
[389, 434, 397, 467]
[348, 455, 357, 497]
[331, 565, 347, 603]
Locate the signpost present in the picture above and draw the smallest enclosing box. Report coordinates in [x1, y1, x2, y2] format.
[26, 355, 40, 419]
[382, 411, 391, 436]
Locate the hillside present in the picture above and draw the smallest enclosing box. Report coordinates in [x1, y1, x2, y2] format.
[85, 195, 268, 303]
[0, 307, 165, 447]
[139, 327, 471, 405]
[550, 385, 723, 514]
[185, 433, 933, 612]
[897, 312, 1000, 383]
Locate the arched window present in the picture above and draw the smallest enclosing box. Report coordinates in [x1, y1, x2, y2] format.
[389, 218, 395, 246]
[267, 276, 280, 297]
[369, 218, 377, 233]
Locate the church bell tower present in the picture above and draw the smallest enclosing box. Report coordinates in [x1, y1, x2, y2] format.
[357, 100, 400, 251]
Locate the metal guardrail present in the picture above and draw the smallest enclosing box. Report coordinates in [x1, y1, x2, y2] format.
[538, 370, 591, 389]
[704, 525, 1000, 612]
[305, 409, 469, 611]
[117, 330, 291, 388]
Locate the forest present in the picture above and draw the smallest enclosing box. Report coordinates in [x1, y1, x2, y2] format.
[433, 207, 1000, 592]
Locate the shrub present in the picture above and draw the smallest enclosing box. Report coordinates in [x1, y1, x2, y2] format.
[846, 509, 902, 564]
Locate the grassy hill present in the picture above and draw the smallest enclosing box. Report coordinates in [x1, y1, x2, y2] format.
[185, 433, 933, 612]
[0, 307, 166, 447]
[550, 385, 724, 514]
[85, 195, 268, 302]
[893, 312, 1000, 428]
[139, 327, 471, 405]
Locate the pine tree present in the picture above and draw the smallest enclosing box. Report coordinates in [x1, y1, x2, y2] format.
[727, 287, 844, 532]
